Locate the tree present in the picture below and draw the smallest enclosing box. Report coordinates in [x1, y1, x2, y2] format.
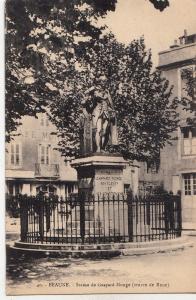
[5, 0, 170, 142]
[48, 34, 179, 162]
[5, 0, 118, 142]
[5, 1, 46, 142]
[149, 0, 169, 11]
[181, 66, 196, 127]
[111, 38, 179, 162]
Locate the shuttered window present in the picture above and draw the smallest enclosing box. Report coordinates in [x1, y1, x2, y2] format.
[184, 173, 196, 195]
[10, 143, 22, 166]
[182, 127, 196, 155]
[39, 144, 50, 164]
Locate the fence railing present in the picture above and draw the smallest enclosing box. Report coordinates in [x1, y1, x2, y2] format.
[18, 193, 182, 244]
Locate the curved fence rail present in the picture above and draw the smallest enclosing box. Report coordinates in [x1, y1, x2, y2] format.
[18, 193, 182, 244]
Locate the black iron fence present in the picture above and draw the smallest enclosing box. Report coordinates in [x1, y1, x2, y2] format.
[18, 193, 181, 244]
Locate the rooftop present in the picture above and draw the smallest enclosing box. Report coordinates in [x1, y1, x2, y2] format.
[158, 30, 196, 69]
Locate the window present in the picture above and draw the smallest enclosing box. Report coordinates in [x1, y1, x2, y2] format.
[40, 114, 49, 127]
[15, 184, 21, 195]
[193, 174, 196, 195]
[146, 160, 160, 174]
[40, 118, 44, 126]
[124, 184, 130, 194]
[184, 174, 191, 195]
[184, 173, 196, 195]
[42, 132, 48, 139]
[36, 184, 57, 195]
[7, 183, 22, 195]
[39, 144, 50, 164]
[8, 183, 13, 195]
[181, 127, 196, 155]
[10, 143, 22, 167]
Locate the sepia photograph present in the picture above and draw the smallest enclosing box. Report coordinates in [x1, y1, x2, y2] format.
[5, 0, 196, 296]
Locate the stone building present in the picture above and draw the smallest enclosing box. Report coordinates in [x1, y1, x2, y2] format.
[139, 31, 196, 229]
[5, 113, 78, 197]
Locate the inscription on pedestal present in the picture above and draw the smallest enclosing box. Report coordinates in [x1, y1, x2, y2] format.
[94, 168, 124, 193]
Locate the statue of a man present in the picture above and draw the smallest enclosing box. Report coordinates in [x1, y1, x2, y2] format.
[82, 86, 118, 153]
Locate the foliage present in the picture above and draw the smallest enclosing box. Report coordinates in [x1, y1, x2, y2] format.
[5, 0, 175, 163]
[5, 0, 171, 142]
[6, 194, 20, 218]
[48, 34, 179, 162]
[5, 0, 118, 142]
[181, 66, 196, 127]
[149, 0, 169, 11]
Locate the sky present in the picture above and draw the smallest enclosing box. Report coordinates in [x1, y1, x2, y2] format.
[100, 0, 196, 66]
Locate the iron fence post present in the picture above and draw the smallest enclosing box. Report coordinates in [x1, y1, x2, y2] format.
[80, 191, 85, 244]
[164, 195, 169, 239]
[19, 195, 28, 242]
[177, 195, 182, 237]
[38, 195, 44, 243]
[146, 195, 151, 226]
[127, 191, 133, 242]
[45, 196, 51, 232]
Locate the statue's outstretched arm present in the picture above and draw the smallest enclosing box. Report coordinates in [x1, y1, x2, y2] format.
[107, 90, 113, 107]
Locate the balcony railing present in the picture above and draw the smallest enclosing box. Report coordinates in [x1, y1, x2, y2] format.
[35, 163, 60, 178]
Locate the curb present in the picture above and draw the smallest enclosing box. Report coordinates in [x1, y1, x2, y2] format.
[182, 230, 196, 237]
[10, 237, 194, 258]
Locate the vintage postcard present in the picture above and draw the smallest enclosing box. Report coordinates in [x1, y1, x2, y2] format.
[5, 0, 196, 296]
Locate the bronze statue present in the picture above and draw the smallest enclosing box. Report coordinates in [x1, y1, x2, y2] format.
[80, 86, 118, 154]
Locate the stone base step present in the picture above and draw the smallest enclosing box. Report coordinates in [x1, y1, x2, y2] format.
[10, 237, 194, 258]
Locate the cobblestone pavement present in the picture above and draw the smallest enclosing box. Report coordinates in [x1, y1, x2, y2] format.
[6, 235, 196, 295]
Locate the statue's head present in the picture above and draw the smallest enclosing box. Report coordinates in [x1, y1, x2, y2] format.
[94, 85, 106, 99]
[84, 85, 107, 104]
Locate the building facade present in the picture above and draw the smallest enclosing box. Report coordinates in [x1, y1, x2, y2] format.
[139, 31, 196, 229]
[5, 113, 78, 198]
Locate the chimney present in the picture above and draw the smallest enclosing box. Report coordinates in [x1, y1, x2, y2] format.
[184, 29, 188, 37]
[170, 39, 179, 49]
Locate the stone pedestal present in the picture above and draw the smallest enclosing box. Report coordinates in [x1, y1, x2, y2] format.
[71, 153, 128, 197]
[71, 154, 129, 242]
